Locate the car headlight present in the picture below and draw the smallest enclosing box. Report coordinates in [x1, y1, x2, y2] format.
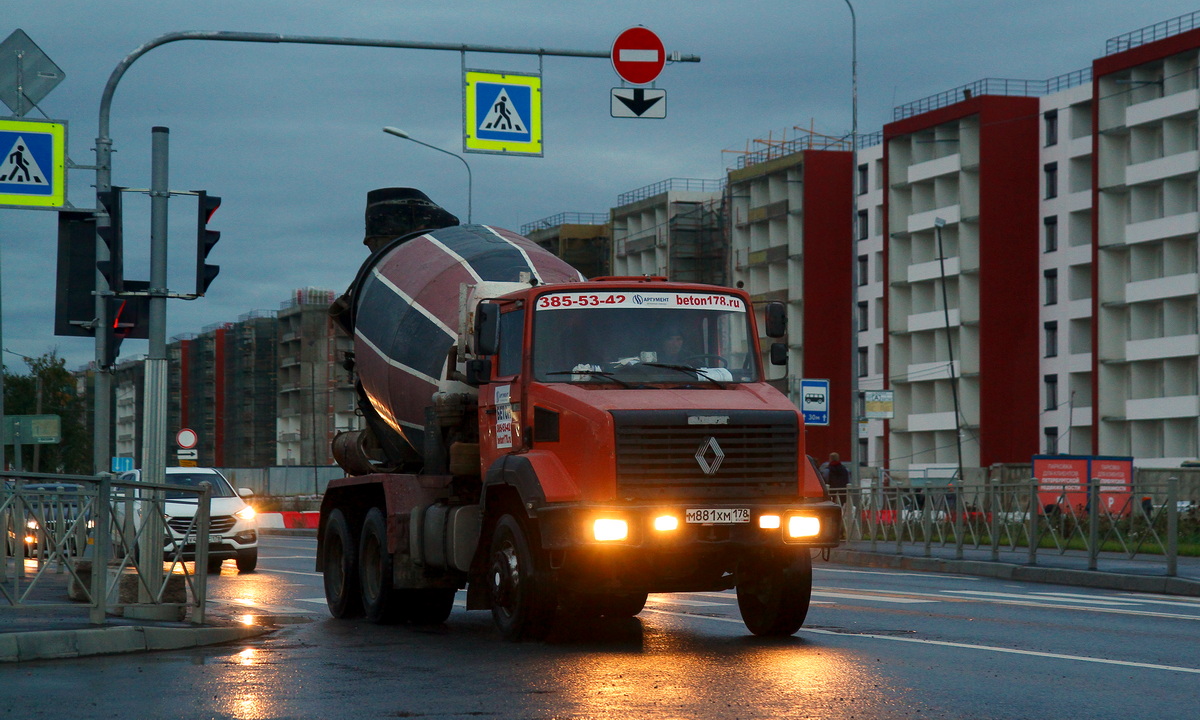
[235, 506, 256, 522]
[26, 519, 39, 530]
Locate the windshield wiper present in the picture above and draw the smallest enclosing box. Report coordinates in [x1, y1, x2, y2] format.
[640, 362, 727, 389]
[545, 369, 635, 389]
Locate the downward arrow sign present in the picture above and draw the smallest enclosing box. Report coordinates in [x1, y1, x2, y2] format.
[617, 88, 662, 116]
[611, 87, 667, 119]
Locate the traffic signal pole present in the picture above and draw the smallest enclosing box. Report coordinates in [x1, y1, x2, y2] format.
[91, 30, 699, 472]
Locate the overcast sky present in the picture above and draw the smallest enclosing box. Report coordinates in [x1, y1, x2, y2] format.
[3, 0, 1199, 371]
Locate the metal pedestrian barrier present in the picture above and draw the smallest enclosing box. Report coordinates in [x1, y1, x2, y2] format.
[1, 471, 212, 624]
[840, 474, 1195, 576]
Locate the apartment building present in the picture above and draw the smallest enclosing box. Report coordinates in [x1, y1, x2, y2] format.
[522, 212, 611, 279]
[610, 178, 726, 285]
[1093, 24, 1200, 466]
[275, 288, 359, 466]
[726, 136, 853, 461]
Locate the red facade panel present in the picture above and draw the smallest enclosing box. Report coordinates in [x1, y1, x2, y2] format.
[884, 95, 1041, 467]
[801, 150, 854, 462]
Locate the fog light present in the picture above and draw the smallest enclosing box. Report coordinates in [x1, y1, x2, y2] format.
[654, 515, 679, 532]
[788, 516, 821, 538]
[593, 518, 628, 542]
[759, 514, 781, 529]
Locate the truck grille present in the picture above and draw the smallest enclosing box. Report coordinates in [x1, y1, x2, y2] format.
[167, 515, 236, 535]
[612, 410, 799, 500]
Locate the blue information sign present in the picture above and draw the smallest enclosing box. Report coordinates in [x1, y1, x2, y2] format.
[800, 378, 830, 426]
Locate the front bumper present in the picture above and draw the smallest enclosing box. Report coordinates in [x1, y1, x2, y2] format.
[533, 500, 841, 593]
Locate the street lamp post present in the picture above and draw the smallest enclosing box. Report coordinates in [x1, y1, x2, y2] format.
[382, 126, 473, 224]
[844, 0, 861, 484]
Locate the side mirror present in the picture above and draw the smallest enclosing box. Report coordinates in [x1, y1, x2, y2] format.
[770, 342, 788, 366]
[765, 302, 787, 339]
[465, 358, 492, 387]
[474, 302, 501, 355]
[237, 487, 255, 499]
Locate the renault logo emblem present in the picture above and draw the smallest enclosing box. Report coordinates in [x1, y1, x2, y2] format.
[695, 436, 725, 475]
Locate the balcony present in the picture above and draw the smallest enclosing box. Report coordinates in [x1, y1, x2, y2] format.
[1125, 212, 1200, 245]
[1125, 273, 1198, 304]
[907, 256, 960, 284]
[1126, 395, 1200, 420]
[1126, 89, 1200, 126]
[907, 206, 960, 234]
[1125, 334, 1200, 362]
[907, 308, 960, 333]
[1125, 151, 1199, 186]
[905, 411, 959, 432]
[906, 154, 962, 185]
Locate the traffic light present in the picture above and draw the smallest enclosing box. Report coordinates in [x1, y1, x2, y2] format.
[95, 187, 125, 292]
[55, 210, 98, 337]
[196, 191, 221, 295]
[104, 284, 150, 367]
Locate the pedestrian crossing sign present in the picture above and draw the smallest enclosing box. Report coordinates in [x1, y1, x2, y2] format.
[464, 70, 542, 156]
[0, 118, 66, 209]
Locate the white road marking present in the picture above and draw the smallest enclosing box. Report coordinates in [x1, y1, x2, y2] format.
[817, 567, 980, 581]
[643, 608, 1200, 675]
[947, 590, 1140, 606]
[259, 568, 322, 578]
[814, 591, 935, 604]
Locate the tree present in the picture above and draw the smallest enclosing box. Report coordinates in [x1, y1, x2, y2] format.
[2, 350, 91, 474]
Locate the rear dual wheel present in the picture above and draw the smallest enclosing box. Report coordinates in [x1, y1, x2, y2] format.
[323, 508, 363, 618]
[358, 507, 455, 625]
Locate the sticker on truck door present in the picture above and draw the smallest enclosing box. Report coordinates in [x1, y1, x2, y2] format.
[495, 385, 513, 449]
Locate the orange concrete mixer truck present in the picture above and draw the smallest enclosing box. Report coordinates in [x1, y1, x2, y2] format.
[317, 188, 840, 640]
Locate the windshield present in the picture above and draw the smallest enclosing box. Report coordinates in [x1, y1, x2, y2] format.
[532, 290, 759, 384]
[163, 472, 235, 500]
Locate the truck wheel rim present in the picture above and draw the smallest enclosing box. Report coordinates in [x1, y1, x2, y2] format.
[491, 542, 519, 613]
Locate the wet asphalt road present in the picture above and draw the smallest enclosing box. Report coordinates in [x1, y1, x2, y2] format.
[3, 535, 1198, 719]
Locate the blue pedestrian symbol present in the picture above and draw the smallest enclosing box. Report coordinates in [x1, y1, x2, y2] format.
[475, 83, 531, 143]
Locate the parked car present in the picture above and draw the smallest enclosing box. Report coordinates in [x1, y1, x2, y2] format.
[116, 467, 258, 572]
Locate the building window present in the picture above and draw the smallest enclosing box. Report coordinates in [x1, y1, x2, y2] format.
[857, 301, 869, 331]
[1044, 427, 1059, 455]
[1044, 321, 1058, 358]
[857, 347, 869, 378]
[1044, 162, 1058, 199]
[1044, 375, 1059, 411]
[1044, 110, 1058, 147]
[1044, 216, 1058, 253]
[857, 255, 869, 286]
[1044, 269, 1058, 305]
[857, 209, 869, 240]
[857, 163, 869, 195]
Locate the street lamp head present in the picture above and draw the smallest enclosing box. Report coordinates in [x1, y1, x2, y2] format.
[934, 217, 947, 228]
[382, 126, 410, 139]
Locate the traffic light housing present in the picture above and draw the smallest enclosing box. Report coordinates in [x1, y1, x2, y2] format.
[196, 191, 221, 295]
[104, 282, 150, 367]
[95, 187, 125, 292]
[55, 210, 98, 337]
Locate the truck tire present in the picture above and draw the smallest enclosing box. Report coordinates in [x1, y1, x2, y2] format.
[359, 507, 402, 623]
[323, 508, 363, 618]
[488, 514, 556, 641]
[735, 551, 812, 636]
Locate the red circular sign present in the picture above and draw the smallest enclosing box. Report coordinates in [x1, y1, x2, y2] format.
[177, 428, 198, 449]
[611, 26, 665, 85]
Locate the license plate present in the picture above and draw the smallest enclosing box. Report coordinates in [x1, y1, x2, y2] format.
[686, 508, 750, 524]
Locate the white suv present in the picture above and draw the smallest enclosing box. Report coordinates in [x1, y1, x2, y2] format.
[117, 467, 258, 572]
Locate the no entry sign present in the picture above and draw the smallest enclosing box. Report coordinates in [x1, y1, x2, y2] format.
[611, 27, 665, 85]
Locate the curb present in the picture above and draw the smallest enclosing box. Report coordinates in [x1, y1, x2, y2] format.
[0, 623, 270, 664]
[829, 548, 1200, 597]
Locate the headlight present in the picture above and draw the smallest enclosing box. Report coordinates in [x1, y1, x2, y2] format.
[235, 506, 256, 522]
[26, 519, 39, 530]
[593, 518, 628, 542]
[758, 514, 781, 529]
[653, 515, 679, 532]
[787, 515, 821, 539]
